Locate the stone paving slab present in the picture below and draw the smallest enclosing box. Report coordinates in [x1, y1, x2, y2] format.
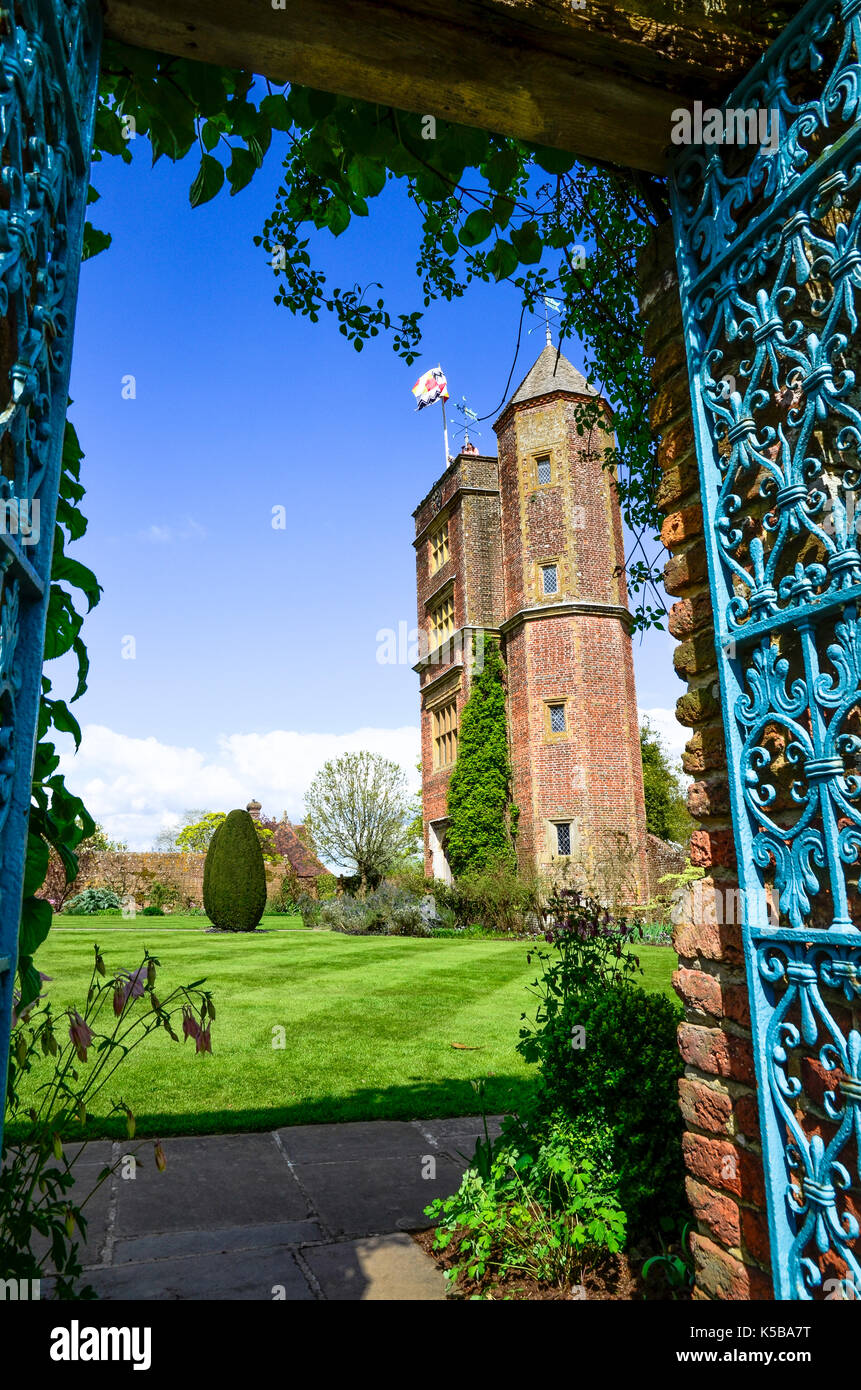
[291, 1152, 464, 1237]
[112, 1219, 324, 1264]
[276, 1119, 430, 1163]
[34, 1116, 504, 1299]
[83, 1245, 315, 1301]
[303, 1234, 447, 1301]
[415, 1114, 505, 1164]
[113, 1133, 308, 1238]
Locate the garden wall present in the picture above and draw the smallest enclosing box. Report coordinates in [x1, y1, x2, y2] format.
[645, 832, 685, 902]
[637, 221, 772, 1300]
[69, 851, 298, 910]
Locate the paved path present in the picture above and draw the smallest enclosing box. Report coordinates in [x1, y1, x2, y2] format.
[61, 1115, 502, 1300]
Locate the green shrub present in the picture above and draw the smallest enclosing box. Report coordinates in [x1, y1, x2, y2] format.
[265, 870, 301, 916]
[202, 819, 222, 918]
[640, 721, 693, 845]
[202, 809, 266, 931]
[321, 884, 427, 936]
[316, 873, 337, 900]
[425, 1109, 625, 1291]
[517, 889, 686, 1237]
[147, 879, 180, 913]
[141, 905, 164, 917]
[295, 892, 322, 928]
[64, 887, 121, 916]
[432, 859, 540, 934]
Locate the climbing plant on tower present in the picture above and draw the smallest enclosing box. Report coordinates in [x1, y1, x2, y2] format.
[446, 640, 516, 877]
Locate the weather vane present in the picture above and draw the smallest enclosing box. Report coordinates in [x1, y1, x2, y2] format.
[456, 398, 480, 452]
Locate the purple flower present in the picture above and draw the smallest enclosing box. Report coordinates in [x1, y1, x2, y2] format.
[182, 1006, 201, 1043]
[68, 1011, 93, 1061]
[120, 967, 147, 1005]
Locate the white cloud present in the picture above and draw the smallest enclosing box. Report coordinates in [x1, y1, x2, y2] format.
[639, 706, 690, 767]
[58, 723, 421, 849]
[140, 518, 207, 544]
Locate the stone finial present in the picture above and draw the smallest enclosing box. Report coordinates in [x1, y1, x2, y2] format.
[246, 799, 262, 820]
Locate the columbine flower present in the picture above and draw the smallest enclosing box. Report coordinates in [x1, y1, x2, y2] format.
[113, 985, 126, 1017]
[68, 1011, 93, 1061]
[120, 967, 147, 1006]
[195, 1024, 212, 1055]
[154, 1141, 167, 1172]
[181, 1006, 201, 1043]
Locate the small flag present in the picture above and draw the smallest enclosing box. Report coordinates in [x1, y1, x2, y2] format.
[412, 364, 449, 411]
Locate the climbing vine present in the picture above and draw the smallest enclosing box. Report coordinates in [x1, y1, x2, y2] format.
[446, 639, 516, 877]
[21, 40, 669, 1005]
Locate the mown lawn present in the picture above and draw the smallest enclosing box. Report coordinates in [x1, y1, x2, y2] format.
[15, 917, 678, 1139]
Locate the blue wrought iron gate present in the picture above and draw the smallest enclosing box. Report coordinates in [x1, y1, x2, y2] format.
[0, 0, 101, 1142]
[671, 0, 861, 1299]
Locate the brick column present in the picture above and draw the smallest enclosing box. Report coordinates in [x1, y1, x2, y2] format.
[637, 220, 773, 1300]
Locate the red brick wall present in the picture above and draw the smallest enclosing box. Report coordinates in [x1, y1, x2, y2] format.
[638, 219, 773, 1300]
[414, 453, 502, 874]
[495, 391, 648, 893]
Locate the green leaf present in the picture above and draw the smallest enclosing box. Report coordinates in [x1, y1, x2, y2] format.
[82, 224, 112, 262]
[93, 104, 127, 157]
[346, 156, 386, 200]
[189, 154, 225, 208]
[19, 896, 52, 957]
[226, 147, 256, 195]
[487, 238, 519, 282]
[532, 145, 577, 174]
[458, 209, 494, 248]
[324, 198, 351, 236]
[51, 553, 101, 611]
[23, 834, 50, 897]
[510, 221, 543, 265]
[484, 146, 520, 193]
[200, 121, 220, 152]
[260, 94, 292, 132]
[491, 194, 515, 229]
[44, 698, 83, 750]
[17, 954, 41, 1009]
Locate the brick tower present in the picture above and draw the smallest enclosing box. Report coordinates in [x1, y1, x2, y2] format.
[413, 340, 648, 899]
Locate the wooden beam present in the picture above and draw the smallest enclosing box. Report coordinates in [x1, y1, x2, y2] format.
[102, 0, 804, 174]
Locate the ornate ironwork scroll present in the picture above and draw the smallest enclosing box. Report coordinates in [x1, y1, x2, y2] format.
[671, 0, 861, 1299]
[0, 0, 100, 1139]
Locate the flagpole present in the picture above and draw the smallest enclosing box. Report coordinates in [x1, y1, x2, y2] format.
[442, 398, 450, 467]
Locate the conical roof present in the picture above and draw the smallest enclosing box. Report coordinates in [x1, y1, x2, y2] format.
[506, 342, 596, 410]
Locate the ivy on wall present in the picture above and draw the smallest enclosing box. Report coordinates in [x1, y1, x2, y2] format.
[446, 641, 516, 877]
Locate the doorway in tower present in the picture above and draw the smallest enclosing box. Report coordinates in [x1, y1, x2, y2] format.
[429, 818, 452, 884]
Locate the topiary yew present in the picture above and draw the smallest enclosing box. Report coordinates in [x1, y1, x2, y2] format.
[203, 809, 266, 931]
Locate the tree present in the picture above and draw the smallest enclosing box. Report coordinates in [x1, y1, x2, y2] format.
[404, 761, 424, 862]
[305, 752, 413, 890]
[446, 641, 516, 877]
[161, 809, 279, 861]
[640, 722, 693, 846]
[175, 811, 225, 855]
[203, 809, 267, 931]
[152, 809, 209, 854]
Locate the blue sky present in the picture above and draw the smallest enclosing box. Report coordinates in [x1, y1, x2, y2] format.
[54, 133, 686, 847]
